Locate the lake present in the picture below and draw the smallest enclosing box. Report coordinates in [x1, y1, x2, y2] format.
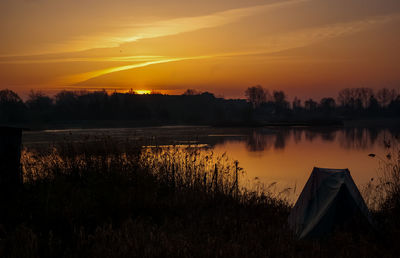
[22, 126, 399, 199]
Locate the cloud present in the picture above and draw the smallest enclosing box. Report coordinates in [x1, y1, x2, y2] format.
[66, 13, 399, 85]
[4, 8, 396, 66]
[255, 13, 400, 54]
[0, 55, 166, 64]
[2, 2, 399, 90]
[60, 58, 190, 85]
[32, 0, 310, 54]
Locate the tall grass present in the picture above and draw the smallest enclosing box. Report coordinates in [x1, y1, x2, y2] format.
[378, 149, 400, 213]
[0, 137, 399, 257]
[363, 145, 400, 246]
[1, 138, 290, 257]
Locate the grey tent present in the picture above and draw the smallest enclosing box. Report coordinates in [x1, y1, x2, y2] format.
[288, 167, 373, 239]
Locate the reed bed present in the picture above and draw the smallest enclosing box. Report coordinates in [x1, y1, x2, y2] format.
[0, 138, 399, 257]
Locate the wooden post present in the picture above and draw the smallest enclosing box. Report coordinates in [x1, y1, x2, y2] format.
[0, 127, 22, 189]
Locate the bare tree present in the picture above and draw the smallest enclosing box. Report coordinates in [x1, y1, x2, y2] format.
[355, 88, 374, 108]
[338, 88, 374, 109]
[377, 88, 396, 107]
[338, 88, 351, 107]
[245, 85, 267, 108]
[273, 91, 288, 106]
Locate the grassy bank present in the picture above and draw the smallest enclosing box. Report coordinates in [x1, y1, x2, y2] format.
[0, 138, 399, 257]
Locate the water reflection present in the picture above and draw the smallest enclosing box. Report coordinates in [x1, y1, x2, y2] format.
[23, 126, 399, 153]
[241, 127, 398, 153]
[22, 126, 400, 202]
[210, 127, 399, 202]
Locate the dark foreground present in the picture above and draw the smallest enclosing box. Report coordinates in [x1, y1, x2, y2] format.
[1, 138, 399, 257]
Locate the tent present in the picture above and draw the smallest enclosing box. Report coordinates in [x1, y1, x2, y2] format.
[288, 167, 373, 239]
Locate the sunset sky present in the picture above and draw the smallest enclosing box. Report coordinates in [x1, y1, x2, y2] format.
[1, 0, 400, 99]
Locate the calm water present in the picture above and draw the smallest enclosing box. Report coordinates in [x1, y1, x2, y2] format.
[211, 128, 398, 197]
[23, 126, 399, 197]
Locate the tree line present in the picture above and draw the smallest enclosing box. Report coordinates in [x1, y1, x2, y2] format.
[245, 85, 400, 119]
[0, 89, 246, 125]
[0, 87, 399, 126]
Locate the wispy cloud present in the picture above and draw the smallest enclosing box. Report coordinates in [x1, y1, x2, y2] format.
[4, 4, 398, 89]
[5, 9, 396, 67]
[67, 13, 399, 85]
[59, 58, 191, 85]
[37, 0, 310, 54]
[0, 55, 166, 64]
[257, 14, 400, 53]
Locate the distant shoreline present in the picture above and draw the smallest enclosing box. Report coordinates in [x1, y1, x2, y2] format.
[2, 117, 398, 131]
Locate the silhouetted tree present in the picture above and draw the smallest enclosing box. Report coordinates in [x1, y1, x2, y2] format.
[54, 91, 79, 119]
[183, 89, 201, 96]
[0, 89, 26, 122]
[355, 88, 374, 108]
[77, 90, 108, 119]
[1, 86, 400, 126]
[305, 99, 317, 112]
[26, 90, 54, 122]
[273, 91, 287, 106]
[388, 95, 400, 116]
[319, 98, 336, 115]
[337, 87, 377, 115]
[26, 91, 53, 109]
[377, 88, 396, 107]
[272, 90, 288, 113]
[292, 97, 302, 111]
[338, 88, 352, 107]
[245, 85, 267, 108]
[367, 95, 380, 114]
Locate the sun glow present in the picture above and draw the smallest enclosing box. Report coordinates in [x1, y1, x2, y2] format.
[135, 90, 152, 95]
[2, 0, 400, 98]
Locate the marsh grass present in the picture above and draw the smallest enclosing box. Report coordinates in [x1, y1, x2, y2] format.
[0, 137, 399, 257]
[362, 145, 400, 248]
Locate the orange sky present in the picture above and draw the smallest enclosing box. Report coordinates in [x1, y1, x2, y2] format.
[1, 0, 400, 99]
